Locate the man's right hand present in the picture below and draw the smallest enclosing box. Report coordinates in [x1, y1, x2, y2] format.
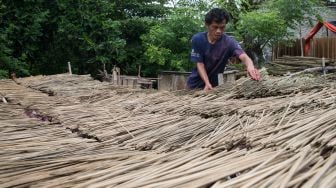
[204, 83, 213, 91]
[197, 62, 213, 91]
[247, 66, 261, 81]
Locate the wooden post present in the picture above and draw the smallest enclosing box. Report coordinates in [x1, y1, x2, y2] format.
[172, 75, 176, 90]
[2, 97, 7, 104]
[103, 63, 108, 78]
[68, 62, 72, 75]
[327, 29, 330, 59]
[300, 26, 304, 57]
[116, 67, 121, 85]
[138, 64, 141, 77]
[322, 57, 326, 76]
[218, 73, 224, 86]
[122, 77, 127, 86]
[226, 73, 236, 82]
[127, 78, 134, 88]
[113, 67, 118, 85]
[11, 72, 17, 81]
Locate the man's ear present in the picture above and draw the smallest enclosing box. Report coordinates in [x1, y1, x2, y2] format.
[205, 22, 209, 29]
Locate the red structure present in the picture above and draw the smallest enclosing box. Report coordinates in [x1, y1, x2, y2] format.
[304, 21, 336, 55]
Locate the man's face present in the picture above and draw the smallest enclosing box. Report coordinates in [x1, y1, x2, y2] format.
[206, 20, 226, 41]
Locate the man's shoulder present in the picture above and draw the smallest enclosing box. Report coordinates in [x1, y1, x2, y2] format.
[221, 34, 242, 48]
[192, 32, 206, 42]
[221, 33, 235, 43]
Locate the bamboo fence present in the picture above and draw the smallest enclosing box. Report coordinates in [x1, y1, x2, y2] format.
[0, 73, 335, 187]
[266, 56, 336, 76]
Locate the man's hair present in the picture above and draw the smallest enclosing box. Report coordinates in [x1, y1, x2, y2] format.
[205, 8, 230, 25]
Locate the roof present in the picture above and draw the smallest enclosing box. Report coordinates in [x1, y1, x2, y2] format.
[294, 7, 336, 38]
[330, 20, 336, 26]
[0, 73, 335, 187]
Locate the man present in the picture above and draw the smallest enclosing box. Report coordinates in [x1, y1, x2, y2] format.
[187, 8, 260, 90]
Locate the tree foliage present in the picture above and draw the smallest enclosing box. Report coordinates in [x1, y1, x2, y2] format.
[0, 0, 328, 79]
[226, 0, 324, 64]
[268, 0, 324, 28]
[0, 0, 169, 78]
[238, 11, 287, 47]
[0, 0, 48, 78]
[214, 0, 266, 25]
[141, 5, 205, 74]
[52, 0, 126, 76]
[236, 10, 287, 64]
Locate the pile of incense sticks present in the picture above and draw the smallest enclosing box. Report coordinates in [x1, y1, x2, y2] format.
[0, 73, 335, 187]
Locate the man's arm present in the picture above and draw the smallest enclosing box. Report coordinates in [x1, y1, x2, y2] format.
[196, 62, 213, 91]
[239, 53, 260, 81]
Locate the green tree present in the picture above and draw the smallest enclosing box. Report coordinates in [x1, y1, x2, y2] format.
[236, 10, 287, 64]
[38, 0, 126, 76]
[216, 0, 325, 64]
[214, 0, 266, 25]
[267, 0, 324, 56]
[268, 0, 323, 29]
[106, 0, 170, 76]
[0, 0, 170, 78]
[0, 0, 48, 77]
[141, 2, 206, 75]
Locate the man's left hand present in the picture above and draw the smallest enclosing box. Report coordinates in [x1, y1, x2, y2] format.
[239, 53, 261, 81]
[247, 66, 260, 81]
